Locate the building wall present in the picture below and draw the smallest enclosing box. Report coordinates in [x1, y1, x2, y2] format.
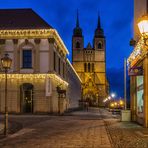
[134, 0, 147, 40]
[0, 32, 80, 114]
[67, 60, 81, 109]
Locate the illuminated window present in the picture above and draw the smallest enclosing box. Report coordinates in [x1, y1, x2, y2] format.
[22, 50, 32, 68]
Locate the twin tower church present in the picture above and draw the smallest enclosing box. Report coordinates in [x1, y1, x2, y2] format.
[72, 12, 109, 106]
[0, 9, 109, 114]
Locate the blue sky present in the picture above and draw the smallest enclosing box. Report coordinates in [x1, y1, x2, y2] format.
[0, 0, 134, 98]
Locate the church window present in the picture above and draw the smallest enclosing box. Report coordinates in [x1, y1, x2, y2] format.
[22, 50, 32, 68]
[88, 63, 91, 72]
[92, 63, 94, 72]
[98, 42, 102, 49]
[76, 42, 80, 48]
[84, 63, 87, 72]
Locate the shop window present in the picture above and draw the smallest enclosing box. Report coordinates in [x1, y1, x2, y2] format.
[137, 76, 144, 116]
[22, 50, 32, 68]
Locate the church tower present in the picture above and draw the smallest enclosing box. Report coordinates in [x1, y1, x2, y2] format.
[72, 13, 109, 106]
[93, 15, 108, 105]
[72, 11, 84, 80]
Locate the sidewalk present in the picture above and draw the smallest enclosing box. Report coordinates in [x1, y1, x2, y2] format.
[100, 108, 148, 148]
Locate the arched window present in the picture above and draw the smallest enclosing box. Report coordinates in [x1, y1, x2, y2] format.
[98, 42, 102, 49]
[76, 42, 80, 48]
[88, 63, 91, 72]
[22, 49, 32, 68]
[84, 63, 87, 72]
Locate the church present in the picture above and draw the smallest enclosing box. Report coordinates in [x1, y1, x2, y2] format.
[72, 12, 109, 106]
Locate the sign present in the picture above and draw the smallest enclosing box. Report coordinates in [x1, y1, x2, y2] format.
[46, 78, 52, 96]
[128, 67, 143, 76]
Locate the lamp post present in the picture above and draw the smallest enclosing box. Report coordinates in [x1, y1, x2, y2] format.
[1, 53, 12, 136]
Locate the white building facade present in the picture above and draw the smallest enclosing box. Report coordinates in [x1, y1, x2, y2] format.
[0, 9, 81, 114]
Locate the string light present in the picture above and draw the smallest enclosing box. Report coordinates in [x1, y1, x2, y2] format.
[0, 74, 69, 86]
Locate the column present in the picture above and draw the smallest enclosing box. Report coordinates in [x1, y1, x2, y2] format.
[130, 76, 137, 121]
[13, 39, 18, 72]
[48, 38, 55, 72]
[143, 55, 148, 128]
[34, 39, 41, 73]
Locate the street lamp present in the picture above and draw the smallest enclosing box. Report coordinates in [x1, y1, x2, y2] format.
[138, 15, 148, 35]
[111, 93, 116, 98]
[1, 53, 12, 136]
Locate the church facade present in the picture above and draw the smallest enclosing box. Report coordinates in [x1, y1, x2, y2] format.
[72, 13, 109, 106]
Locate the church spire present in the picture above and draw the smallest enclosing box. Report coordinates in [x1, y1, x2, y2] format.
[73, 9, 82, 37]
[76, 9, 79, 27]
[94, 14, 104, 38]
[97, 14, 101, 29]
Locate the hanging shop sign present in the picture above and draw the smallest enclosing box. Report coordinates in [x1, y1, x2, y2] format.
[46, 78, 52, 96]
[128, 67, 143, 76]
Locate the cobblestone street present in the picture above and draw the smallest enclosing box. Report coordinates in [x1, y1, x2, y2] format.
[0, 108, 111, 148]
[1, 108, 148, 148]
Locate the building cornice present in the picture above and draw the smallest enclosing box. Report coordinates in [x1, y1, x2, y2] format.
[0, 73, 68, 86]
[0, 28, 69, 55]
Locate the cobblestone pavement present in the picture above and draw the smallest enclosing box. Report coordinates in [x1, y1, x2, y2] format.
[0, 109, 111, 148]
[99, 109, 148, 148]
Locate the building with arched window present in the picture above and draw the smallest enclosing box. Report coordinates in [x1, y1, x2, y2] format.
[0, 9, 81, 114]
[72, 12, 109, 106]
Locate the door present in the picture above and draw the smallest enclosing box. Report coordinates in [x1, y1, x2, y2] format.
[20, 83, 33, 113]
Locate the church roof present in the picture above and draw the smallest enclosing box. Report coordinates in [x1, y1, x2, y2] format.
[87, 42, 92, 49]
[0, 9, 52, 30]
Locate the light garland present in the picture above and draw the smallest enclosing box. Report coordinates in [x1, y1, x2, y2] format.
[127, 36, 147, 67]
[0, 73, 68, 86]
[0, 29, 69, 55]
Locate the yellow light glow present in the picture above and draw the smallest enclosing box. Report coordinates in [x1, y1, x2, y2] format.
[138, 15, 148, 35]
[110, 103, 114, 107]
[119, 100, 124, 105]
[114, 102, 117, 106]
[0, 29, 69, 55]
[0, 73, 69, 86]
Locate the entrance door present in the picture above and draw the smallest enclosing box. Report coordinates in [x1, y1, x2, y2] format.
[20, 83, 33, 113]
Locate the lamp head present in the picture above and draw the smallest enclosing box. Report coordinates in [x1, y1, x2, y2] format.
[1, 54, 12, 70]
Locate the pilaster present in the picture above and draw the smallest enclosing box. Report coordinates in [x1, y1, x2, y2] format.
[34, 39, 41, 73]
[130, 76, 137, 121]
[13, 39, 18, 72]
[143, 55, 148, 128]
